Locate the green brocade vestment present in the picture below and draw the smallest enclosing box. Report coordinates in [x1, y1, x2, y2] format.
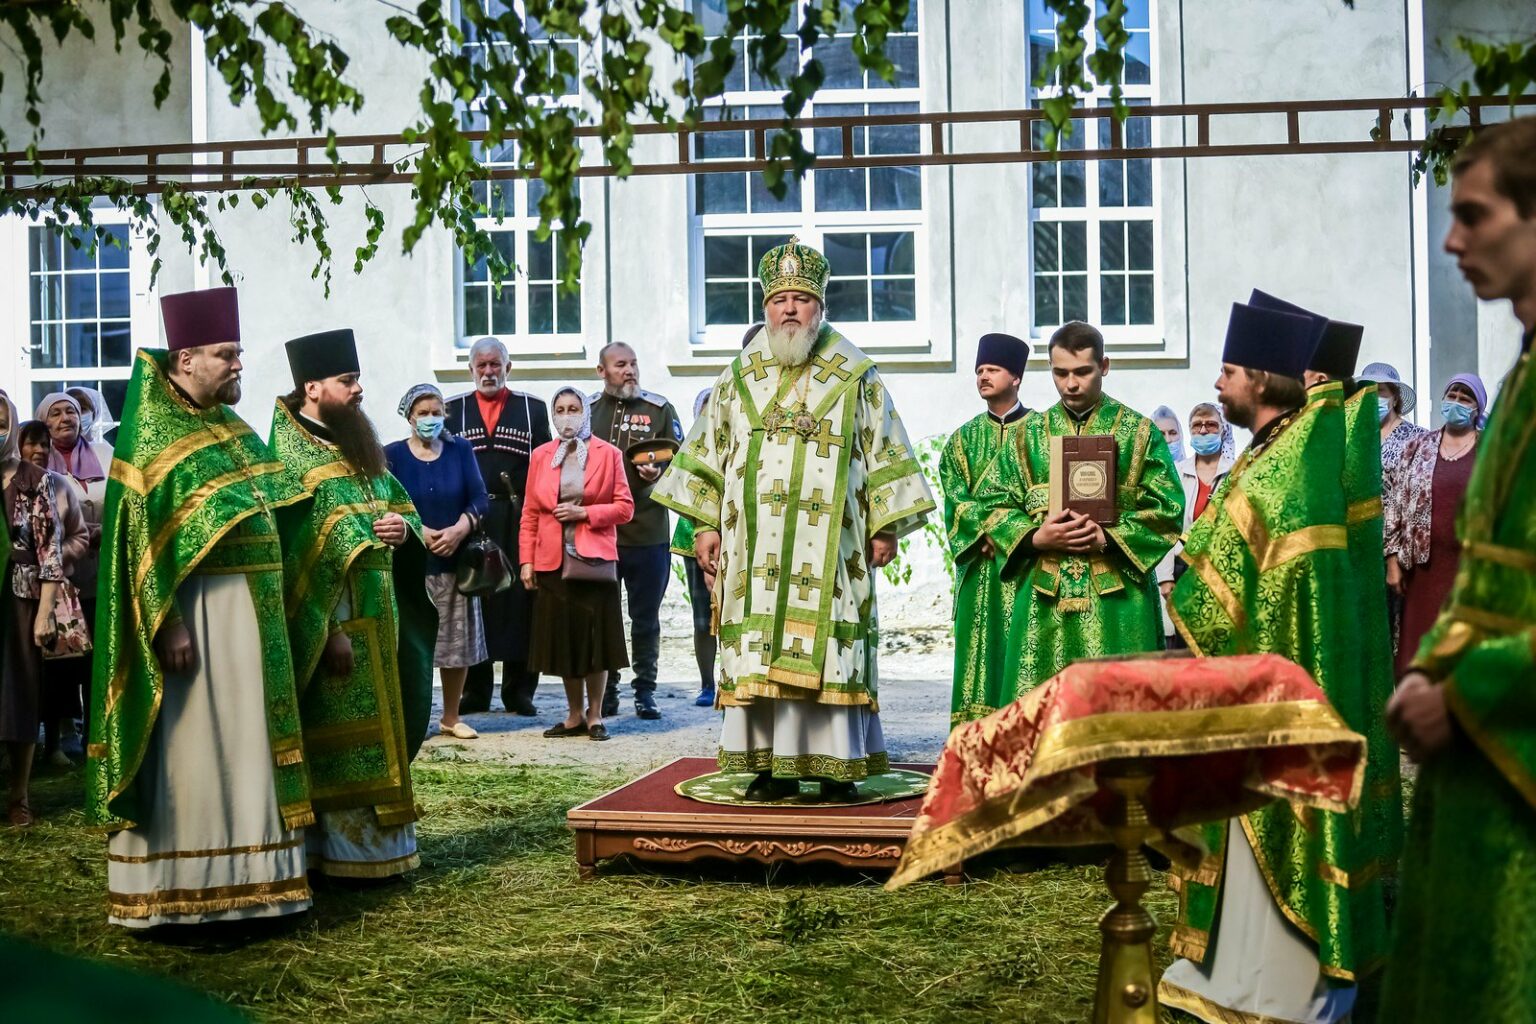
[1168, 395, 1393, 981]
[86, 350, 310, 829]
[268, 404, 437, 826]
[940, 409, 1028, 724]
[979, 396, 1183, 700]
[1382, 332, 1536, 1022]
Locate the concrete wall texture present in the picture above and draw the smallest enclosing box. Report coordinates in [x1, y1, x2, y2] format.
[2, 0, 1531, 630]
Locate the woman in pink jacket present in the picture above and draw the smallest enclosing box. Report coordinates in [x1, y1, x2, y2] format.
[520, 387, 634, 741]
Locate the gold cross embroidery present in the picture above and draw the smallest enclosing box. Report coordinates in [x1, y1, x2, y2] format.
[759, 480, 792, 517]
[747, 635, 773, 660]
[784, 636, 811, 659]
[844, 551, 866, 582]
[752, 554, 782, 589]
[687, 477, 717, 506]
[742, 351, 775, 382]
[724, 500, 740, 531]
[801, 487, 831, 527]
[721, 632, 745, 655]
[732, 569, 749, 600]
[790, 562, 822, 601]
[871, 484, 894, 515]
[807, 418, 844, 459]
[877, 439, 909, 465]
[813, 352, 853, 384]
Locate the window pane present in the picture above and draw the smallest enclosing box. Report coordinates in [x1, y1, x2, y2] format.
[818, 37, 862, 89]
[872, 279, 916, 321]
[705, 282, 749, 325]
[1032, 163, 1058, 208]
[704, 235, 749, 278]
[824, 233, 868, 275]
[870, 232, 915, 275]
[557, 287, 582, 334]
[1125, 32, 1152, 85]
[1060, 160, 1086, 207]
[870, 166, 921, 210]
[1032, 222, 1059, 272]
[463, 287, 489, 336]
[747, 39, 799, 91]
[1034, 275, 1060, 327]
[698, 173, 748, 214]
[101, 322, 132, 367]
[528, 285, 553, 334]
[751, 235, 787, 266]
[816, 168, 866, 211]
[1101, 274, 1127, 325]
[31, 323, 62, 370]
[102, 380, 128, 419]
[100, 225, 131, 269]
[826, 278, 869, 321]
[693, 0, 729, 36]
[1124, 0, 1151, 30]
[867, 121, 919, 157]
[525, 178, 548, 216]
[888, 35, 920, 88]
[1129, 275, 1155, 325]
[1062, 274, 1088, 322]
[63, 232, 95, 271]
[29, 228, 54, 273]
[66, 322, 97, 367]
[698, 125, 747, 160]
[99, 272, 130, 320]
[1128, 221, 1154, 271]
[490, 281, 517, 334]
[527, 237, 554, 281]
[1100, 159, 1125, 207]
[1101, 222, 1126, 271]
[1061, 222, 1087, 273]
[749, 172, 801, 213]
[31, 274, 62, 321]
[1126, 159, 1153, 207]
[65, 275, 97, 319]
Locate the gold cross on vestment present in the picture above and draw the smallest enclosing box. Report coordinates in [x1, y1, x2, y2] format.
[807, 418, 844, 459]
[724, 500, 740, 531]
[813, 352, 853, 384]
[790, 562, 823, 601]
[687, 476, 717, 506]
[752, 553, 782, 589]
[760, 480, 792, 517]
[721, 632, 745, 655]
[844, 551, 866, 582]
[877, 439, 910, 465]
[747, 635, 773, 659]
[784, 636, 811, 659]
[801, 487, 831, 527]
[741, 351, 776, 382]
[871, 484, 894, 514]
[732, 569, 749, 600]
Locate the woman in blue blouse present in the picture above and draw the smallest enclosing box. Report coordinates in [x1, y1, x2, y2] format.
[386, 384, 491, 740]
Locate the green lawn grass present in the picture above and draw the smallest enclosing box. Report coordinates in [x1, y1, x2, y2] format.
[2, 751, 1269, 1023]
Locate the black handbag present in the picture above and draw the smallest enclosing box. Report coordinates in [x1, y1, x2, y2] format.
[456, 529, 514, 596]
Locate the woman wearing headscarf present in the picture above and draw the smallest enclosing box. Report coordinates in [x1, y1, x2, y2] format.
[520, 387, 633, 742]
[1151, 405, 1187, 464]
[33, 392, 108, 765]
[384, 383, 491, 740]
[1384, 372, 1487, 674]
[0, 392, 67, 826]
[1156, 401, 1236, 646]
[65, 386, 118, 446]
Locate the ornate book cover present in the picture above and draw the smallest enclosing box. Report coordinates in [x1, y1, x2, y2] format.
[1048, 434, 1118, 525]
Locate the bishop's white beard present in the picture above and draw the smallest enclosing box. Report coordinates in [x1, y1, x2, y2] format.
[765, 311, 823, 368]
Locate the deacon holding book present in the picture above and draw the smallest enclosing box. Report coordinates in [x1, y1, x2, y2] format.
[1159, 301, 1392, 1024]
[87, 287, 314, 928]
[269, 330, 439, 879]
[653, 237, 934, 802]
[941, 332, 1032, 725]
[974, 321, 1183, 703]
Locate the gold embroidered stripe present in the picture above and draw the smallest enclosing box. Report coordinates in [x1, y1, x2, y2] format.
[1463, 539, 1536, 574]
[107, 836, 305, 863]
[1347, 496, 1383, 525]
[108, 876, 310, 919]
[313, 852, 421, 879]
[1159, 978, 1301, 1024]
[1225, 487, 1348, 572]
[110, 419, 257, 495]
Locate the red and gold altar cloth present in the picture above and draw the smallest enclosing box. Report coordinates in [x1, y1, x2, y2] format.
[888, 653, 1364, 888]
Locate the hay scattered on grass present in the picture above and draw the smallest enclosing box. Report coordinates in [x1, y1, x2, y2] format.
[4, 752, 1208, 1022]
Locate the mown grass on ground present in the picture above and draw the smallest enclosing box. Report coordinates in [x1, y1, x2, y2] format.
[2, 750, 1336, 1023]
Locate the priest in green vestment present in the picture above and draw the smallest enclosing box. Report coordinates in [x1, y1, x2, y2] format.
[653, 237, 934, 803]
[941, 332, 1031, 725]
[270, 329, 438, 879]
[1383, 116, 1536, 1024]
[978, 321, 1183, 700]
[1159, 301, 1390, 1024]
[87, 287, 315, 928]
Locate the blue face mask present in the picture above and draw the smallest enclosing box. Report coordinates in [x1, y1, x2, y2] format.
[1377, 396, 1394, 423]
[1190, 433, 1223, 456]
[1440, 400, 1476, 429]
[414, 415, 445, 441]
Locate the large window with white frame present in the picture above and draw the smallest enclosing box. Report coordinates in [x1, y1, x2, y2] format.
[27, 218, 135, 413]
[454, 1, 584, 361]
[688, 0, 925, 347]
[1026, 0, 1159, 344]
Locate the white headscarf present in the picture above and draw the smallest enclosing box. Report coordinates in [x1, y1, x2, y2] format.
[549, 386, 592, 470]
[1151, 405, 1186, 463]
[0, 391, 19, 465]
[68, 386, 117, 444]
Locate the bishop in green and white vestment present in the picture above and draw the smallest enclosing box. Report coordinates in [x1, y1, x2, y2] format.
[653, 239, 934, 786]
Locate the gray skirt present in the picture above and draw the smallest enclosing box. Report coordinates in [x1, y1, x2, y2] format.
[424, 573, 489, 669]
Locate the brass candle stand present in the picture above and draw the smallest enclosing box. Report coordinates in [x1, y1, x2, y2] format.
[1092, 760, 1159, 1024]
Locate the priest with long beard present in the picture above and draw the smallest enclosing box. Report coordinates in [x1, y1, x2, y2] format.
[268, 330, 437, 879]
[653, 237, 935, 802]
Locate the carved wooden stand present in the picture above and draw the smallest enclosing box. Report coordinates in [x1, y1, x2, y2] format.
[567, 757, 957, 883]
[1092, 760, 1160, 1024]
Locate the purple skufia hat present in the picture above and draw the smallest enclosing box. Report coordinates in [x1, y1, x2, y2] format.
[160, 286, 240, 351]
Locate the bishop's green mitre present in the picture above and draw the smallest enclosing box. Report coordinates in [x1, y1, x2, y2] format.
[759, 235, 830, 303]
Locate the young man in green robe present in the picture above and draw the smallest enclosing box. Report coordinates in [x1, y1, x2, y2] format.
[1384, 115, 1536, 1023]
[1160, 301, 1391, 1024]
[270, 329, 438, 879]
[88, 287, 314, 928]
[941, 332, 1031, 725]
[978, 321, 1183, 699]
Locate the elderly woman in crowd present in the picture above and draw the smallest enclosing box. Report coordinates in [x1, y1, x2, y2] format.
[18, 420, 92, 767]
[1157, 401, 1236, 646]
[1151, 405, 1187, 465]
[520, 387, 633, 742]
[0, 394, 67, 826]
[385, 384, 491, 741]
[1384, 373, 1487, 674]
[33, 392, 108, 764]
[65, 386, 118, 446]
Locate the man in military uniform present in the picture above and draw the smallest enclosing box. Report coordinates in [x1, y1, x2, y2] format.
[588, 342, 684, 720]
[444, 337, 551, 716]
